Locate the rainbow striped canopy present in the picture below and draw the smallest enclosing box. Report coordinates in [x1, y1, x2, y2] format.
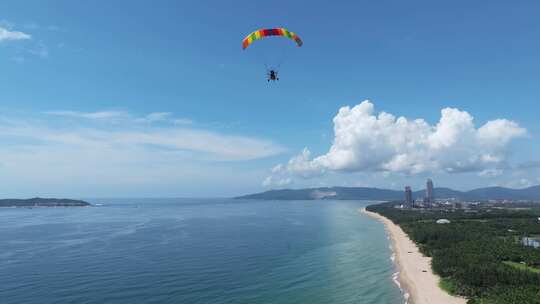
[242, 28, 303, 50]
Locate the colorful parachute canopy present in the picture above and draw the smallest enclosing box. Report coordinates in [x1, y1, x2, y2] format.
[242, 28, 303, 50]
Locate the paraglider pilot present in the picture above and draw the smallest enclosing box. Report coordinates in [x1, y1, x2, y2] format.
[267, 70, 279, 82]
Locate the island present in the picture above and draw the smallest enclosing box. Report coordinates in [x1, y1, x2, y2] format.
[0, 197, 91, 207]
[365, 201, 540, 304]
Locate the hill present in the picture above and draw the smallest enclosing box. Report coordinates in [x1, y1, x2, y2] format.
[236, 185, 540, 201]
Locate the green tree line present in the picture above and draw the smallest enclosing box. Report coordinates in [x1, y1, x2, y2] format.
[366, 203, 540, 304]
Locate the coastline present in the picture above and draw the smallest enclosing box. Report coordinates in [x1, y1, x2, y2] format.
[360, 208, 467, 304]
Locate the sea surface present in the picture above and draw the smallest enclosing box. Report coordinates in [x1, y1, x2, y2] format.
[0, 199, 403, 304]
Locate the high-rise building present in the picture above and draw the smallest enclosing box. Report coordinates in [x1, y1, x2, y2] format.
[405, 186, 413, 207]
[426, 179, 434, 205]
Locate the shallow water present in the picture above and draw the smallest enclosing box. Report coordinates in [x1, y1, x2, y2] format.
[0, 199, 402, 303]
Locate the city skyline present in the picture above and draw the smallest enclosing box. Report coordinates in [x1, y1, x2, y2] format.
[404, 178, 434, 207]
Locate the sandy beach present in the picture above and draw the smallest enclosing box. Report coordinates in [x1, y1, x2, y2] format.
[361, 208, 467, 304]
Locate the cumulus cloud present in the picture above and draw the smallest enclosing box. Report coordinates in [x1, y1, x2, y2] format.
[262, 175, 292, 187]
[0, 26, 31, 42]
[265, 100, 526, 187]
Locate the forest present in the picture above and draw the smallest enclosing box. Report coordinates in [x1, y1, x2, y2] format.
[366, 202, 540, 304]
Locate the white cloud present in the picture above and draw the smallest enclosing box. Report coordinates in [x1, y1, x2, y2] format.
[1, 112, 285, 162]
[0, 24, 50, 60]
[265, 100, 526, 187]
[45, 110, 129, 120]
[173, 118, 193, 125]
[141, 112, 171, 122]
[133, 112, 193, 125]
[24, 23, 63, 32]
[262, 176, 292, 187]
[284, 148, 327, 178]
[0, 26, 31, 42]
[45, 111, 193, 126]
[0, 111, 285, 195]
[478, 169, 503, 178]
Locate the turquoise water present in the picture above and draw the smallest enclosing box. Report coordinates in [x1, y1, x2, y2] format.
[0, 199, 402, 303]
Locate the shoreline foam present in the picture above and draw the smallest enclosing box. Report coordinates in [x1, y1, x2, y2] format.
[360, 208, 466, 304]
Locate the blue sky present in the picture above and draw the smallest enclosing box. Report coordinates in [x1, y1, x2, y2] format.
[0, 0, 539, 197]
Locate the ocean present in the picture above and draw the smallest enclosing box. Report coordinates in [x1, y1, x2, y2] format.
[0, 199, 403, 304]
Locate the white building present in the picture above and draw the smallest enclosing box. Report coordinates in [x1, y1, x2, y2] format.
[523, 237, 540, 249]
[436, 219, 451, 224]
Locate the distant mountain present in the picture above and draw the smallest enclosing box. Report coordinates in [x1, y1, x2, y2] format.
[0, 198, 91, 207]
[413, 187, 465, 200]
[236, 187, 403, 201]
[236, 185, 540, 201]
[464, 186, 540, 200]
